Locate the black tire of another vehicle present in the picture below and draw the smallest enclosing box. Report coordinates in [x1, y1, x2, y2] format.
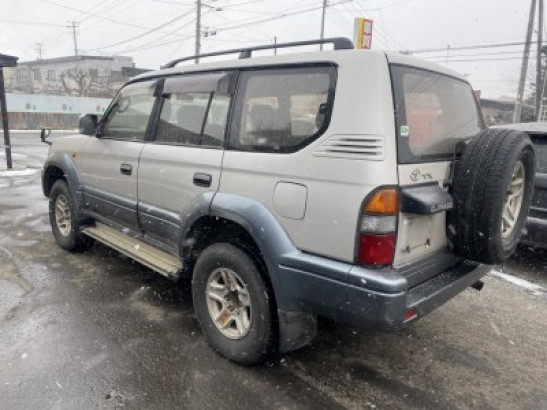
[450, 128, 535, 265]
[49, 179, 90, 252]
[192, 242, 274, 365]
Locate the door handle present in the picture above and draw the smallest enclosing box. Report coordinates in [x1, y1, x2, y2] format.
[193, 172, 212, 187]
[120, 163, 133, 175]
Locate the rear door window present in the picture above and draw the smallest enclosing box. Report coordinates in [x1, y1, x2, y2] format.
[156, 92, 230, 148]
[391, 65, 482, 163]
[154, 72, 233, 148]
[230, 65, 336, 153]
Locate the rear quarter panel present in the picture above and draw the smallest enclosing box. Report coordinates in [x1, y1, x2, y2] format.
[220, 52, 399, 263]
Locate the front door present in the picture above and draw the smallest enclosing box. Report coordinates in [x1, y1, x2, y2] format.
[79, 80, 158, 231]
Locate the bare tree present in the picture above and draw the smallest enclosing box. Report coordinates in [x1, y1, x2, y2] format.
[59, 68, 115, 97]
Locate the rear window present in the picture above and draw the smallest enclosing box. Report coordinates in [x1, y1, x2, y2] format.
[391, 65, 482, 164]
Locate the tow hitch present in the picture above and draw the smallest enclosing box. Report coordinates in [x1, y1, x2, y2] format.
[471, 280, 484, 291]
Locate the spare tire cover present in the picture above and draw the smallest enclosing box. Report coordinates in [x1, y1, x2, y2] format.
[449, 128, 535, 264]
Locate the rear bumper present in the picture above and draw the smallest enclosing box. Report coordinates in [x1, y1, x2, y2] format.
[520, 217, 547, 249]
[277, 253, 492, 331]
[347, 262, 491, 330]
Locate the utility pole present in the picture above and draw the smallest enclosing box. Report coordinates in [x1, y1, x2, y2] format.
[0, 68, 12, 169]
[195, 0, 202, 63]
[274, 36, 277, 55]
[35, 43, 43, 60]
[536, 0, 544, 118]
[67, 21, 79, 56]
[514, 0, 537, 123]
[0, 53, 17, 171]
[320, 0, 327, 50]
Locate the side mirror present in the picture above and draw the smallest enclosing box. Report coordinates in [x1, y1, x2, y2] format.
[79, 114, 98, 136]
[40, 128, 52, 145]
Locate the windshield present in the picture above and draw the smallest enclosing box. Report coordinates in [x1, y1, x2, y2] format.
[391, 65, 482, 164]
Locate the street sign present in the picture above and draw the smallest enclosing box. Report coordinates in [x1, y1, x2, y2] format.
[354, 18, 373, 49]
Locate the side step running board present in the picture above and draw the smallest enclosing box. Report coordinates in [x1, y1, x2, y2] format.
[83, 222, 183, 280]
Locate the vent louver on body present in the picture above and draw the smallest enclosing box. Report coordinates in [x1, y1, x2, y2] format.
[313, 134, 385, 160]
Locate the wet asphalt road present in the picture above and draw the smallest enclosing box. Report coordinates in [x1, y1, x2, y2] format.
[1, 132, 546, 410]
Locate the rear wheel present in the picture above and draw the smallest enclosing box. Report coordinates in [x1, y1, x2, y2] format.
[450, 129, 535, 264]
[192, 242, 274, 365]
[49, 180, 91, 251]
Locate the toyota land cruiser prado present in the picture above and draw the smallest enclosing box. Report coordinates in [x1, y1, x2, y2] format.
[41, 38, 536, 364]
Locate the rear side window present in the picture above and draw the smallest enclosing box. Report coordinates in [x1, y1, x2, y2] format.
[531, 136, 547, 173]
[391, 65, 482, 163]
[156, 91, 230, 147]
[230, 66, 336, 153]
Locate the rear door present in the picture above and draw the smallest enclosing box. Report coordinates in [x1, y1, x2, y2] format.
[137, 72, 233, 253]
[390, 66, 482, 270]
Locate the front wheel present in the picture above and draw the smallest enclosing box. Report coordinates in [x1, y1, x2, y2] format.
[49, 180, 90, 251]
[192, 242, 274, 365]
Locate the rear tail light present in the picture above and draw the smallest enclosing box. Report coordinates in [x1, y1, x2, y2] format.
[357, 188, 398, 267]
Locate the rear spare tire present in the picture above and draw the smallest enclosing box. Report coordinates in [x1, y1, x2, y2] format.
[450, 129, 535, 264]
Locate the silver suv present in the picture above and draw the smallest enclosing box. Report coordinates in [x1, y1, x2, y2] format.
[41, 38, 536, 365]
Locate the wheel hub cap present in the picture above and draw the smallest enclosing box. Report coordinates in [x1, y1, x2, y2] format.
[205, 268, 252, 340]
[55, 194, 72, 237]
[501, 160, 525, 239]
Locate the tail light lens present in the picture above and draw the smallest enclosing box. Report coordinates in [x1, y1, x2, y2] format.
[357, 188, 398, 267]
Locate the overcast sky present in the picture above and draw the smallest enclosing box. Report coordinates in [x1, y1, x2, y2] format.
[0, 0, 540, 98]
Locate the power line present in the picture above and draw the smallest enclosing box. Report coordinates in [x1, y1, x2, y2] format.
[105, 1, 351, 56]
[215, 0, 353, 33]
[408, 41, 539, 54]
[425, 49, 537, 60]
[43, 0, 176, 32]
[346, 0, 402, 51]
[117, 0, 349, 54]
[112, 33, 195, 54]
[72, 0, 116, 22]
[0, 19, 64, 27]
[88, 10, 195, 51]
[424, 55, 538, 63]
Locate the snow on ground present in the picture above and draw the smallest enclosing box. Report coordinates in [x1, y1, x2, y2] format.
[0, 169, 40, 177]
[489, 269, 547, 296]
[0, 129, 77, 134]
[0, 151, 25, 158]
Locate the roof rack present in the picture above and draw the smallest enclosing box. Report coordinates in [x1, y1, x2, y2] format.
[162, 37, 354, 69]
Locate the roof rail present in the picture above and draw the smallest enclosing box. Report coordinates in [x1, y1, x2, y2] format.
[162, 37, 354, 69]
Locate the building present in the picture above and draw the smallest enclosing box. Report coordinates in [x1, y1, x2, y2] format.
[480, 96, 534, 126]
[5, 55, 150, 98]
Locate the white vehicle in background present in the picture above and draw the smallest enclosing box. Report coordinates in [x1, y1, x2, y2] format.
[41, 38, 536, 365]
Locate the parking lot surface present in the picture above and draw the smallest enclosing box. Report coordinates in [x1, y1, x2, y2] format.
[1, 132, 546, 409]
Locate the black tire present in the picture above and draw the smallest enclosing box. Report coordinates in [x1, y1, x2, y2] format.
[192, 242, 274, 365]
[49, 179, 91, 252]
[450, 129, 535, 264]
